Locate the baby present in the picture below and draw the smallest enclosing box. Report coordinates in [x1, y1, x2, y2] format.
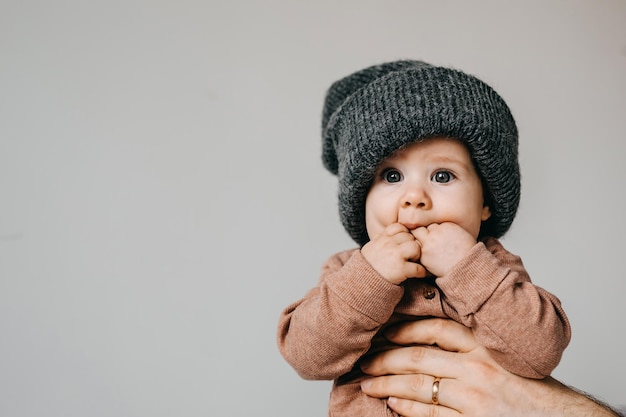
[277, 60, 571, 417]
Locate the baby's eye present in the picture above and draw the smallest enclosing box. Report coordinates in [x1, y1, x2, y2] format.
[432, 170, 454, 183]
[382, 168, 403, 183]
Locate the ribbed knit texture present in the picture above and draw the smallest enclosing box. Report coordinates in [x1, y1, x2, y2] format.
[322, 60, 520, 246]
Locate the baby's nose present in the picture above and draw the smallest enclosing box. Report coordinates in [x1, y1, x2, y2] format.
[402, 186, 431, 209]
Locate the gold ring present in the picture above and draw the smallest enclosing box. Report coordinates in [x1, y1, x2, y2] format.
[432, 377, 441, 405]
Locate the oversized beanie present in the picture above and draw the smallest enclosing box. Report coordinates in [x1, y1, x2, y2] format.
[321, 60, 520, 246]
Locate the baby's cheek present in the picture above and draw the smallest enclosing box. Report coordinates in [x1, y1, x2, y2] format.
[365, 189, 398, 238]
[365, 211, 393, 239]
[365, 219, 383, 240]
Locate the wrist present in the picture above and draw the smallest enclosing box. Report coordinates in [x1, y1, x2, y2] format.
[533, 378, 621, 417]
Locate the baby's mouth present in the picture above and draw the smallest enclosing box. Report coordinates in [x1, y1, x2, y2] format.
[398, 220, 428, 231]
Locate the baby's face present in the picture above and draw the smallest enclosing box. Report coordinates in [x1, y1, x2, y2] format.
[365, 137, 491, 239]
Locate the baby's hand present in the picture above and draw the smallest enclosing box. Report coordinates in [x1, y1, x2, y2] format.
[361, 223, 427, 285]
[411, 223, 476, 277]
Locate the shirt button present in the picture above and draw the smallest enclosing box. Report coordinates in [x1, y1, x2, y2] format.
[423, 287, 437, 300]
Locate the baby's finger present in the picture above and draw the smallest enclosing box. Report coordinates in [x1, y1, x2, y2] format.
[405, 260, 428, 279]
[398, 237, 421, 261]
[411, 226, 429, 241]
[385, 223, 411, 236]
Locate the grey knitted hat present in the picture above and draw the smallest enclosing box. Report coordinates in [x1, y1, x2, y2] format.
[322, 60, 520, 246]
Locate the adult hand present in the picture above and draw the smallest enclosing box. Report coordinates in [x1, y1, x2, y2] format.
[359, 318, 620, 417]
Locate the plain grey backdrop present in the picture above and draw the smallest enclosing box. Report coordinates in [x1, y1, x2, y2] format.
[1, 1, 625, 416]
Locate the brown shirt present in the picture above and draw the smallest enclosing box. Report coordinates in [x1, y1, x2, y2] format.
[277, 237, 571, 416]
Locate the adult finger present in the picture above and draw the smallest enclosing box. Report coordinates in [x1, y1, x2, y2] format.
[361, 344, 459, 380]
[387, 397, 459, 417]
[384, 319, 480, 353]
[362, 375, 461, 417]
[361, 374, 456, 408]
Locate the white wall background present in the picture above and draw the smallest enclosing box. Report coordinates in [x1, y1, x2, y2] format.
[1, 1, 625, 415]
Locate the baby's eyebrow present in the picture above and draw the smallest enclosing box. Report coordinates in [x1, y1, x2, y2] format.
[429, 155, 470, 166]
[374, 164, 394, 175]
[429, 153, 462, 162]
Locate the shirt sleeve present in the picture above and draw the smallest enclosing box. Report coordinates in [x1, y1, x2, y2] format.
[276, 249, 404, 380]
[436, 237, 571, 378]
